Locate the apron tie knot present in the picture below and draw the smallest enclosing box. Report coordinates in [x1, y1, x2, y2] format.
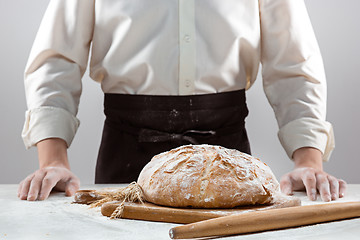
[138, 129, 216, 145]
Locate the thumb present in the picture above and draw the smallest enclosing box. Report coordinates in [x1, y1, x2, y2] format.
[280, 175, 293, 195]
[65, 179, 80, 196]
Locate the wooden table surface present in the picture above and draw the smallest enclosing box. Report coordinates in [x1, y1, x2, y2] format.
[1, 184, 360, 240]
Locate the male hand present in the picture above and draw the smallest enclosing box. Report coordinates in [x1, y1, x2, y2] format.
[18, 166, 80, 201]
[18, 138, 80, 201]
[280, 147, 346, 201]
[280, 167, 346, 201]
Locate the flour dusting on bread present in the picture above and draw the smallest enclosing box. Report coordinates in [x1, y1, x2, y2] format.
[137, 144, 280, 208]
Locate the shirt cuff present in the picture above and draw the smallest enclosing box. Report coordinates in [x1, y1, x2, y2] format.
[21, 106, 80, 149]
[278, 118, 335, 162]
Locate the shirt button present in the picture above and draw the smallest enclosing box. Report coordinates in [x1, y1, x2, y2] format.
[185, 79, 191, 87]
[183, 35, 191, 43]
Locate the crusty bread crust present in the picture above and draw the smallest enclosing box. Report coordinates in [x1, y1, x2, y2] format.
[138, 144, 280, 208]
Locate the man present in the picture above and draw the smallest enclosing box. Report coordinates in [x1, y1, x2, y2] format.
[18, 0, 346, 202]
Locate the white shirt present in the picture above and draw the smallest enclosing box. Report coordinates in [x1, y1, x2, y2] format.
[22, 0, 335, 161]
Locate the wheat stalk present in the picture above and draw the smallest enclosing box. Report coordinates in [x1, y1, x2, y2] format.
[90, 181, 145, 219]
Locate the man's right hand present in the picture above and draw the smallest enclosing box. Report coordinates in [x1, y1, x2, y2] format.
[18, 166, 80, 201]
[17, 138, 80, 201]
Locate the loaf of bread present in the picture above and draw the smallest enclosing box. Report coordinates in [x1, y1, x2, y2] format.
[137, 144, 280, 208]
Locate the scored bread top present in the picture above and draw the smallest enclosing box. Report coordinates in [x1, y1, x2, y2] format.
[137, 144, 280, 208]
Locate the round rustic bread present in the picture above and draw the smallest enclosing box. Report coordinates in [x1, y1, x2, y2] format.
[137, 144, 280, 208]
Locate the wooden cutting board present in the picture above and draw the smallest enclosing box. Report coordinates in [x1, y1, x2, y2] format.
[74, 189, 300, 224]
[101, 197, 300, 224]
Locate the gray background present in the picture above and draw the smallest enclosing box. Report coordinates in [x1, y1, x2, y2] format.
[0, 0, 359, 185]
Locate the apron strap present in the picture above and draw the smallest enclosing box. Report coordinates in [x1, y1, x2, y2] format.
[106, 118, 245, 145]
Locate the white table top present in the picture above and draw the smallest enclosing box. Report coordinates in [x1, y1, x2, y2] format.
[1, 184, 360, 240]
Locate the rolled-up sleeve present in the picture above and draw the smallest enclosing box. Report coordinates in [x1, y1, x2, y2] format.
[22, 0, 94, 148]
[259, 0, 335, 161]
[22, 107, 80, 148]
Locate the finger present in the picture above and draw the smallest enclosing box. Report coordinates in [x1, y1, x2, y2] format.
[280, 175, 293, 195]
[64, 178, 80, 197]
[18, 181, 24, 198]
[19, 174, 34, 200]
[27, 170, 47, 201]
[301, 170, 317, 201]
[327, 175, 339, 200]
[316, 173, 331, 202]
[38, 171, 61, 201]
[339, 179, 347, 198]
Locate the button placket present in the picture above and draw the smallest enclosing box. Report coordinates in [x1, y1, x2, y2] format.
[178, 0, 196, 95]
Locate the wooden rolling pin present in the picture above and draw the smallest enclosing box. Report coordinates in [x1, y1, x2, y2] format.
[169, 201, 360, 239]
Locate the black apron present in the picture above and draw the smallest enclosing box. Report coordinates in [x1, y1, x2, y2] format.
[95, 90, 251, 183]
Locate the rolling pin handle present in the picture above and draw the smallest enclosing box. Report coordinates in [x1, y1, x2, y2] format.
[169, 229, 174, 239]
